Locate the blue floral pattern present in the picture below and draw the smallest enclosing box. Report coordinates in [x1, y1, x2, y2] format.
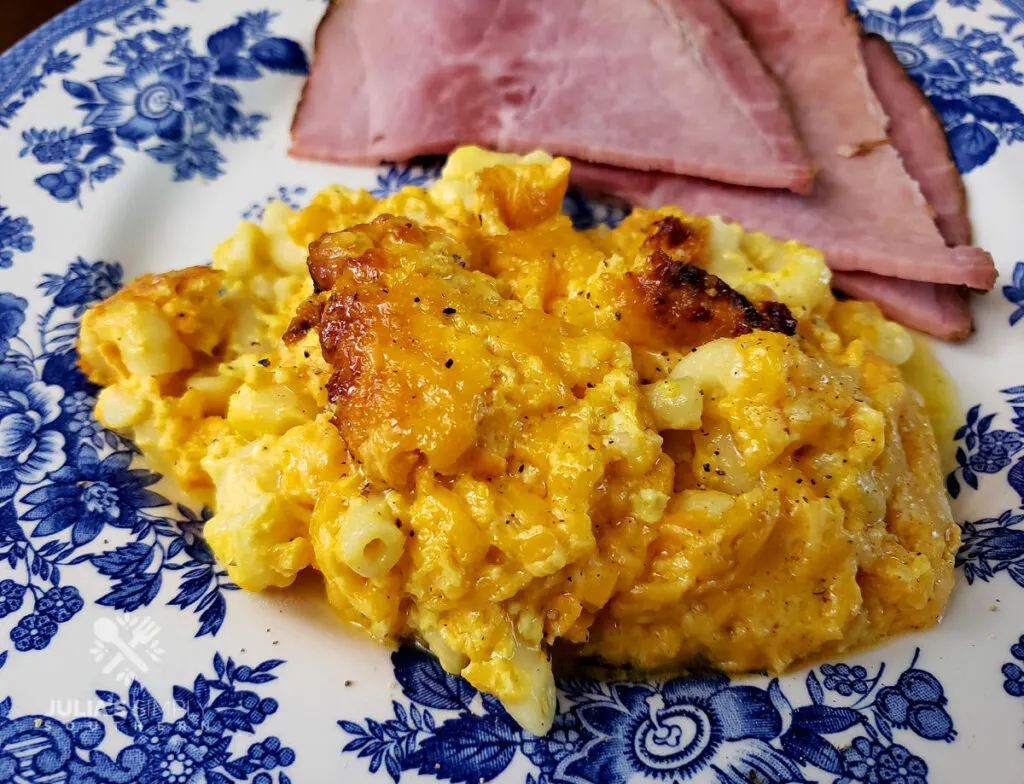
[0, 368, 65, 498]
[242, 185, 308, 222]
[0, 257, 236, 663]
[1000, 630, 1024, 749]
[0, 653, 294, 782]
[17, 11, 307, 204]
[946, 394, 1024, 499]
[959, 509, 1024, 587]
[338, 648, 953, 784]
[950, 387, 1024, 594]
[1003, 634, 1024, 699]
[0, 0, 1021, 778]
[0, 1, 180, 128]
[370, 162, 444, 199]
[983, 0, 1024, 41]
[1003, 261, 1024, 325]
[857, 0, 1024, 171]
[0, 203, 33, 270]
[0, 47, 79, 130]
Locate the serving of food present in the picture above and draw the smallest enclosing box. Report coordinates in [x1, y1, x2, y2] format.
[77, 146, 958, 735]
[0, 0, 1022, 781]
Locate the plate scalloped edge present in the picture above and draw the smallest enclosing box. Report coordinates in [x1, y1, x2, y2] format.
[0, 0, 1022, 782]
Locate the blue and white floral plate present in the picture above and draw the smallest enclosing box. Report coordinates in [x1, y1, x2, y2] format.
[0, 1, 1022, 782]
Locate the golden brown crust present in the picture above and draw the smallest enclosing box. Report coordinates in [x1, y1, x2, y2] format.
[620, 216, 796, 350]
[643, 215, 710, 262]
[320, 291, 378, 404]
[282, 294, 325, 345]
[306, 213, 428, 292]
[300, 215, 482, 485]
[292, 215, 481, 425]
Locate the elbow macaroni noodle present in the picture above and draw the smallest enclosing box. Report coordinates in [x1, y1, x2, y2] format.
[337, 494, 407, 579]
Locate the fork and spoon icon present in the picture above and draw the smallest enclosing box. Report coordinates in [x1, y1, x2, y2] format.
[93, 616, 160, 674]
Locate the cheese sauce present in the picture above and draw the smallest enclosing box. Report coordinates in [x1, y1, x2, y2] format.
[902, 334, 963, 476]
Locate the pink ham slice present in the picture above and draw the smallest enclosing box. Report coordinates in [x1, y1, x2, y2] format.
[572, 163, 992, 291]
[830, 35, 974, 340]
[570, 0, 996, 295]
[860, 34, 972, 248]
[831, 272, 972, 341]
[290, 0, 813, 192]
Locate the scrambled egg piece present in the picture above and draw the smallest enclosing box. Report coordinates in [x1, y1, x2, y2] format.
[78, 146, 959, 736]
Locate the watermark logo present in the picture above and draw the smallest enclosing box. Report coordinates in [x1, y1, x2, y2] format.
[49, 697, 185, 721]
[89, 614, 164, 684]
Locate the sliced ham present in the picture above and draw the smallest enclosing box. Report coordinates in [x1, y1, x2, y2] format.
[828, 35, 973, 340]
[860, 34, 972, 247]
[571, 163, 992, 291]
[570, 0, 996, 294]
[290, 0, 813, 191]
[829, 269, 972, 341]
[831, 272, 972, 341]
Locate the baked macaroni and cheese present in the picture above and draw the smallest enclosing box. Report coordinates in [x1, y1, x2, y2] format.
[78, 147, 959, 736]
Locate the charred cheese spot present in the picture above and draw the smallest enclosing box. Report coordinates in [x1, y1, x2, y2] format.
[756, 300, 799, 334]
[308, 214, 421, 291]
[602, 216, 798, 353]
[633, 249, 795, 343]
[282, 295, 325, 345]
[644, 216, 793, 333]
[320, 291, 376, 406]
[636, 251, 760, 340]
[644, 215, 709, 263]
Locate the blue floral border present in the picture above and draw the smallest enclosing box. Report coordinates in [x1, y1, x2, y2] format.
[1003, 632, 1024, 705]
[0, 1, 1021, 779]
[0, 203, 33, 270]
[856, 0, 1024, 172]
[0, 0, 155, 128]
[0, 652, 295, 782]
[14, 8, 308, 204]
[338, 647, 954, 784]
[0, 258, 236, 665]
[1003, 261, 1024, 324]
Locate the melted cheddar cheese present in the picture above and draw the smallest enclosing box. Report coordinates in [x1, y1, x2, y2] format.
[78, 147, 959, 735]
